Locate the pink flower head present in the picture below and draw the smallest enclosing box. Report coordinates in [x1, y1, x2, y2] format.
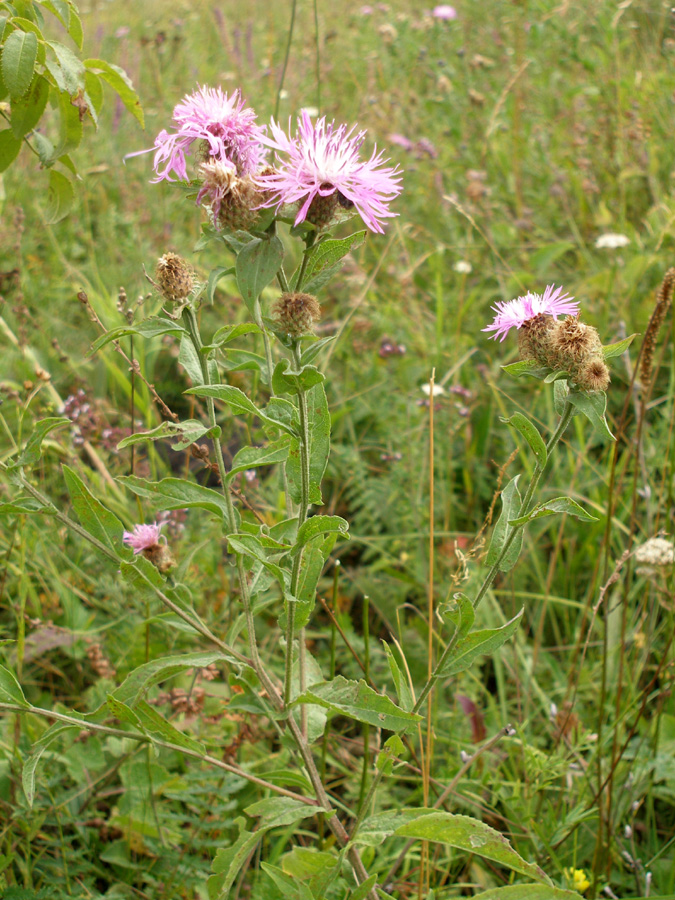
[147, 86, 265, 182]
[432, 5, 458, 19]
[483, 284, 580, 342]
[256, 110, 403, 234]
[123, 522, 163, 554]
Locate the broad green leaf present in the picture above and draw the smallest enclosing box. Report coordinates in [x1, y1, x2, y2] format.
[228, 533, 290, 596]
[280, 847, 342, 896]
[0, 664, 29, 707]
[117, 419, 218, 452]
[501, 412, 547, 466]
[349, 874, 378, 900]
[286, 382, 330, 505]
[554, 379, 569, 416]
[235, 235, 284, 314]
[40, 0, 70, 30]
[23, 723, 79, 806]
[67, 6, 83, 48]
[134, 700, 205, 754]
[186, 383, 297, 435]
[219, 348, 268, 380]
[206, 266, 235, 304]
[394, 812, 551, 885]
[382, 642, 414, 712]
[118, 474, 231, 521]
[54, 88, 82, 157]
[543, 368, 572, 383]
[62, 465, 125, 561]
[112, 651, 229, 706]
[602, 333, 637, 360]
[106, 694, 144, 728]
[83, 58, 144, 126]
[472, 887, 584, 900]
[210, 322, 260, 346]
[244, 796, 321, 827]
[437, 608, 524, 677]
[352, 807, 436, 847]
[293, 515, 349, 554]
[208, 818, 264, 900]
[0, 496, 48, 515]
[567, 390, 614, 440]
[226, 436, 291, 481]
[89, 317, 186, 354]
[178, 332, 203, 385]
[44, 169, 74, 223]
[300, 334, 336, 366]
[501, 358, 550, 380]
[293, 231, 366, 292]
[7, 416, 70, 469]
[439, 591, 475, 639]
[46, 40, 85, 93]
[376, 734, 405, 776]
[272, 359, 325, 395]
[0, 128, 23, 171]
[10, 74, 49, 138]
[261, 862, 315, 900]
[485, 475, 523, 572]
[291, 542, 325, 633]
[509, 496, 598, 527]
[2, 29, 38, 99]
[293, 675, 421, 732]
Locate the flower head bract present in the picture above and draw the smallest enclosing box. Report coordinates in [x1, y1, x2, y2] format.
[256, 110, 403, 234]
[483, 284, 580, 342]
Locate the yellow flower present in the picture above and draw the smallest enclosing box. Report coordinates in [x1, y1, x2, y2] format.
[564, 867, 590, 894]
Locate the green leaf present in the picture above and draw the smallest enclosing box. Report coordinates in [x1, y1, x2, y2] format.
[118, 474, 231, 521]
[293, 231, 366, 292]
[352, 807, 436, 847]
[0, 128, 23, 172]
[112, 651, 229, 706]
[439, 591, 475, 639]
[0, 664, 29, 707]
[501, 358, 550, 380]
[46, 40, 85, 93]
[293, 675, 421, 732]
[602, 333, 637, 360]
[54, 88, 82, 155]
[208, 818, 264, 900]
[485, 475, 523, 572]
[106, 694, 143, 728]
[117, 419, 218, 452]
[89, 317, 186, 355]
[40, 0, 70, 29]
[62, 465, 126, 561]
[349, 874, 378, 900]
[567, 390, 614, 440]
[178, 332, 203, 385]
[376, 734, 405, 776]
[437, 608, 523, 677]
[300, 335, 336, 366]
[206, 265, 235, 304]
[209, 322, 261, 347]
[235, 235, 284, 314]
[501, 412, 547, 466]
[286, 383, 330, 505]
[244, 796, 321, 827]
[509, 496, 598, 527]
[134, 700, 205, 754]
[186, 383, 297, 435]
[293, 515, 349, 555]
[2, 29, 38, 99]
[382, 643, 414, 712]
[272, 359, 325, 395]
[554, 379, 569, 416]
[44, 169, 74, 223]
[471, 887, 584, 900]
[83, 58, 144, 126]
[23, 723, 80, 806]
[7, 416, 70, 469]
[226, 436, 291, 482]
[10, 74, 49, 138]
[0, 497, 48, 515]
[291, 542, 325, 633]
[228, 533, 290, 597]
[394, 812, 551, 885]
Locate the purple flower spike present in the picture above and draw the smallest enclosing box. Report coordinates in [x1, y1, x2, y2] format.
[123, 522, 163, 554]
[256, 111, 403, 234]
[142, 86, 265, 182]
[483, 284, 580, 342]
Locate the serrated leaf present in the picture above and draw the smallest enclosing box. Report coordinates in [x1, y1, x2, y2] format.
[602, 333, 637, 360]
[293, 515, 349, 555]
[567, 390, 614, 440]
[235, 235, 284, 314]
[54, 88, 82, 156]
[23, 723, 79, 806]
[394, 812, 551, 885]
[118, 474, 231, 520]
[500, 412, 547, 466]
[89, 317, 186, 355]
[0, 128, 23, 171]
[0, 664, 29, 707]
[7, 416, 70, 469]
[62, 465, 126, 562]
[293, 675, 421, 732]
[2, 29, 38, 99]
[226, 436, 291, 482]
[509, 496, 598, 526]
[117, 419, 217, 452]
[83, 58, 143, 126]
[44, 169, 74, 223]
[10, 74, 49, 138]
[46, 40, 84, 93]
[437, 609, 523, 677]
[485, 475, 523, 572]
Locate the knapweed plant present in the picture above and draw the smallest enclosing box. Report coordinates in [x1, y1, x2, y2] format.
[0, 85, 634, 899]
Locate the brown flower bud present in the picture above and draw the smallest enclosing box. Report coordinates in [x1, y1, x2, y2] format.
[517, 313, 556, 363]
[548, 316, 603, 370]
[156, 253, 194, 303]
[272, 292, 321, 336]
[574, 355, 610, 392]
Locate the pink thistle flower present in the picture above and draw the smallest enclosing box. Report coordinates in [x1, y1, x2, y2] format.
[123, 522, 163, 554]
[140, 86, 265, 182]
[483, 284, 580, 342]
[432, 5, 458, 19]
[256, 110, 403, 234]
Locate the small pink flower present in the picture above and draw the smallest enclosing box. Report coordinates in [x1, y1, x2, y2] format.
[483, 285, 580, 342]
[256, 110, 403, 234]
[132, 86, 265, 182]
[432, 5, 458, 19]
[123, 522, 163, 554]
[388, 133, 414, 151]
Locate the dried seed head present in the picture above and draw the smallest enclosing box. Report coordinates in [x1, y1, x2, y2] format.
[517, 313, 556, 363]
[574, 355, 610, 392]
[549, 316, 603, 369]
[155, 253, 194, 303]
[272, 292, 321, 336]
[143, 542, 177, 575]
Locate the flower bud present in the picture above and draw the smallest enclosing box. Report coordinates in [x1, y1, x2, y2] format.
[574, 355, 610, 392]
[272, 292, 321, 336]
[517, 313, 556, 362]
[156, 253, 194, 303]
[548, 316, 603, 369]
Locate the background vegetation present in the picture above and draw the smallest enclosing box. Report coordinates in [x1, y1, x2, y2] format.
[1, 0, 675, 897]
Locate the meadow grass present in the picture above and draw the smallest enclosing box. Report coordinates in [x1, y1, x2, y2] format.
[1, 0, 675, 897]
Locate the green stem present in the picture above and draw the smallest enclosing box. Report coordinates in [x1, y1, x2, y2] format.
[295, 231, 316, 293]
[412, 399, 575, 716]
[358, 595, 370, 809]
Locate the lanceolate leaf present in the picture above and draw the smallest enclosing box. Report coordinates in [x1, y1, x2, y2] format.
[8, 416, 70, 469]
[83, 58, 144, 126]
[394, 812, 551, 885]
[226, 436, 291, 481]
[286, 382, 330, 505]
[10, 74, 49, 139]
[509, 496, 598, 527]
[2, 29, 38, 99]
[293, 231, 366, 292]
[62, 465, 126, 561]
[235, 235, 284, 314]
[208, 819, 264, 900]
[471, 887, 585, 900]
[118, 475, 231, 520]
[112, 651, 231, 706]
[567, 390, 615, 441]
[89, 317, 186, 355]
[293, 515, 349, 554]
[485, 475, 523, 572]
[293, 676, 421, 732]
[501, 412, 547, 466]
[23, 723, 80, 806]
[116, 419, 218, 452]
[437, 609, 524, 677]
[602, 333, 637, 360]
[244, 797, 321, 828]
[0, 664, 29, 707]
